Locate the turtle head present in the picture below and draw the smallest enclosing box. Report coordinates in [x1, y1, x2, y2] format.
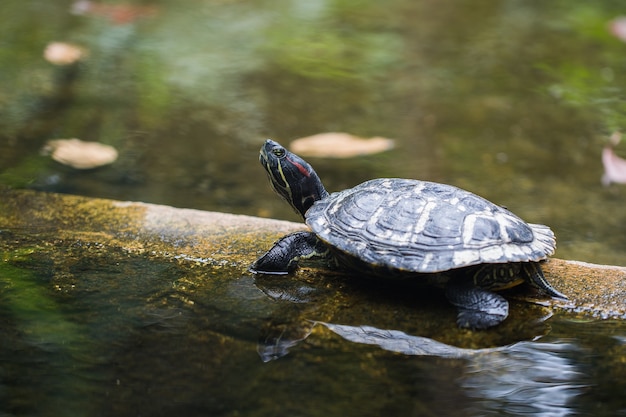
[260, 139, 329, 219]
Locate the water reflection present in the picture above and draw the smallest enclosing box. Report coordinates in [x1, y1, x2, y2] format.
[251, 272, 594, 416]
[257, 319, 315, 362]
[253, 270, 555, 362]
[314, 323, 587, 417]
[461, 342, 586, 417]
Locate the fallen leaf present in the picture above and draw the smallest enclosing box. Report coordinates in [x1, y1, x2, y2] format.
[609, 17, 626, 43]
[602, 132, 626, 186]
[71, 0, 158, 25]
[44, 42, 85, 65]
[609, 130, 622, 147]
[42, 139, 118, 169]
[289, 132, 395, 158]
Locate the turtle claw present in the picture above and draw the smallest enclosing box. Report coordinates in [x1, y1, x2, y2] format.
[523, 262, 568, 300]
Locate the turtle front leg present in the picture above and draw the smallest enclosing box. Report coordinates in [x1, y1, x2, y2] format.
[445, 280, 509, 330]
[250, 231, 329, 274]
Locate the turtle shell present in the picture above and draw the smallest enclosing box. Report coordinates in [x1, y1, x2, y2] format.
[305, 178, 555, 273]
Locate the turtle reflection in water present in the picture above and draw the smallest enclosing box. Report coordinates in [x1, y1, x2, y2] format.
[251, 140, 566, 330]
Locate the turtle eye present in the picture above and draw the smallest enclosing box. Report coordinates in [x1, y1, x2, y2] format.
[272, 147, 286, 158]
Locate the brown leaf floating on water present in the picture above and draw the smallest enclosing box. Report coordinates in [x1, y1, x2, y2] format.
[609, 17, 626, 43]
[71, 0, 159, 25]
[602, 132, 626, 186]
[42, 139, 118, 169]
[289, 132, 395, 158]
[44, 42, 85, 66]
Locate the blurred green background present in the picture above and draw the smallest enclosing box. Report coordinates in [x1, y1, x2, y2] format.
[2, 0, 626, 265]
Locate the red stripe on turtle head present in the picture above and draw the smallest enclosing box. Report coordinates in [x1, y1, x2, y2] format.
[287, 156, 311, 178]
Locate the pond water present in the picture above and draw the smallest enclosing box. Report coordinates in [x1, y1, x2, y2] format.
[1, 242, 625, 417]
[2, 0, 626, 416]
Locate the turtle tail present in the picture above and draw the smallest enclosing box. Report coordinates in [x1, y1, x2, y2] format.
[524, 262, 567, 300]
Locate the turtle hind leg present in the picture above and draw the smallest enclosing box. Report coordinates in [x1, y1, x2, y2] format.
[250, 231, 329, 274]
[445, 281, 509, 330]
[523, 262, 568, 300]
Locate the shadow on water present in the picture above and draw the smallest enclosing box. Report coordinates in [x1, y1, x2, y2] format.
[1, 238, 625, 416]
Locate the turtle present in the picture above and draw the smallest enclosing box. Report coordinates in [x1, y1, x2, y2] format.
[250, 139, 566, 329]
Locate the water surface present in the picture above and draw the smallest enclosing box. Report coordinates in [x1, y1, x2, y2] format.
[1, 242, 625, 416]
